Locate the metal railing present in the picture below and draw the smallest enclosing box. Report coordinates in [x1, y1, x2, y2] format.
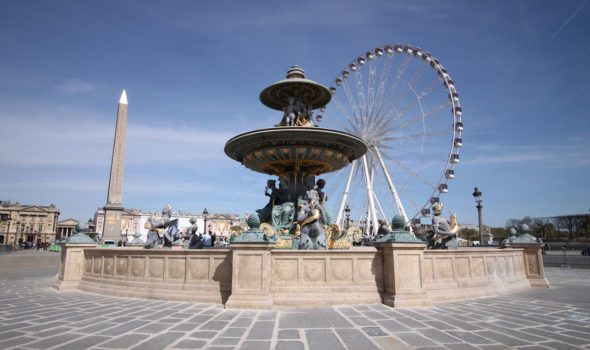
[542, 244, 590, 269]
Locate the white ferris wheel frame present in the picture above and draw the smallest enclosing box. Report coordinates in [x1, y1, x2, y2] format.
[328, 44, 463, 236]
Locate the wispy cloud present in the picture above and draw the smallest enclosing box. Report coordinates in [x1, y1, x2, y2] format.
[56, 78, 96, 95]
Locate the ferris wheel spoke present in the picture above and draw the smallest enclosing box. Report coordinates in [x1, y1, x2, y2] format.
[374, 53, 395, 113]
[367, 58, 378, 117]
[341, 79, 361, 121]
[353, 68, 368, 119]
[390, 62, 427, 109]
[382, 130, 452, 143]
[397, 101, 451, 130]
[389, 158, 437, 189]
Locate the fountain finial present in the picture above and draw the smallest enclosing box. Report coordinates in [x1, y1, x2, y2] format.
[286, 66, 306, 79]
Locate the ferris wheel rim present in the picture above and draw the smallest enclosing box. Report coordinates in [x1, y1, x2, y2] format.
[326, 43, 463, 224]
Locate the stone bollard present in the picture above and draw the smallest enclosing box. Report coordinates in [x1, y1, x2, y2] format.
[225, 243, 274, 309]
[54, 243, 96, 291]
[225, 214, 275, 309]
[374, 215, 431, 307]
[511, 242, 550, 288]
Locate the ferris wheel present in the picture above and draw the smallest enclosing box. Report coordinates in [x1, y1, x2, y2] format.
[321, 44, 463, 235]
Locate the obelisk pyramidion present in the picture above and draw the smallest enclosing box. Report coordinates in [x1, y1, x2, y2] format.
[101, 90, 128, 242]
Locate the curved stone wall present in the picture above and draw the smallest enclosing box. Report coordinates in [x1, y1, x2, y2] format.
[55, 243, 548, 309]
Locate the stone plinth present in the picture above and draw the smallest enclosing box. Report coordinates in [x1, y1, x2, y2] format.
[225, 244, 274, 309]
[54, 243, 96, 291]
[511, 243, 550, 288]
[376, 242, 431, 308]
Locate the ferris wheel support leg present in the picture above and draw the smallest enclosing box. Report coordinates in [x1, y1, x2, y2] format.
[362, 155, 379, 236]
[335, 160, 356, 228]
[374, 146, 414, 234]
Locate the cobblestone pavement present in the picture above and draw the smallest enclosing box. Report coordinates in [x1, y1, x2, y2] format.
[1, 250, 589, 350]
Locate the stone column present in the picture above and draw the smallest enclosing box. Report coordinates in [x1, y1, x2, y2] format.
[225, 243, 274, 309]
[102, 90, 128, 242]
[511, 243, 550, 288]
[54, 243, 96, 291]
[376, 242, 431, 307]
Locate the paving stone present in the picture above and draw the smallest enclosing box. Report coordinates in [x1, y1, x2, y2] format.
[98, 320, 151, 336]
[190, 330, 219, 339]
[335, 328, 379, 350]
[172, 322, 199, 331]
[372, 335, 412, 349]
[0, 335, 37, 348]
[447, 331, 495, 344]
[52, 335, 112, 350]
[275, 340, 305, 350]
[35, 326, 71, 337]
[220, 327, 248, 337]
[22, 332, 80, 349]
[305, 329, 345, 350]
[134, 322, 172, 333]
[280, 310, 352, 328]
[0, 330, 25, 341]
[200, 320, 229, 331]
[478, 330, 530, 347]
[278, 329, 299, 339]
[174, 339, 207, 348]
[349, 316, 377, 326]
[188, 314, 214, 323]
[520, 327, 589, 346]
[231, 317, 255, 327]
[393, 332, 438, 347]
[540, 341, 586, 350]
[247, 321, 275, 339]
[100, 334, 144, 348]
[361, 326, 387, 337]
[444, 343, 480, 350]
[377, 319, 411, 332]
[239, 340, 272, 349]
[212, 337, 241, 345]
[131, 331, 184, 350]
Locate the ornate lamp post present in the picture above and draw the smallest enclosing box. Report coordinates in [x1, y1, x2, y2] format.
[16, 221, 20, 249]
[472, 187, 484, 246]
[202, 208, 209, 235]
[344, 205, 351, 230]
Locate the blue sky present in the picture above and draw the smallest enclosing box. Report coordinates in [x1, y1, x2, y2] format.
[0, 0, 589, 227]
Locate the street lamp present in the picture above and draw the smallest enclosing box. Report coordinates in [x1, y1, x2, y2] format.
[16, 221, 20, 249]
[4, 216, 11, 249]
[472, 187, 484, 246]
[344, 205, 351, 230]
[202, 208, 209, 235]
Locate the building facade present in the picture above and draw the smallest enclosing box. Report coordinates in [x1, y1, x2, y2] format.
[0, 200, 60, 247]
[56, 219, 80, 240]
[93, 207, 238, 243]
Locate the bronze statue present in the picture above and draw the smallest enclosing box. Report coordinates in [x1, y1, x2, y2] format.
[428, 202, 458, 249]
[144, 205, 173, 249]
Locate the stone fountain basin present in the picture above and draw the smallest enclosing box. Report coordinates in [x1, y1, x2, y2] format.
[224, 127, 368, 176]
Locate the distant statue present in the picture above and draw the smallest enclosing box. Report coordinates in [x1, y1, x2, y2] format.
[272, 180, 295, 233]
[501, 227, 517, 247]
[296, 202, 327, 249]
[144, 205, 173, 249]
[512, 223, 540, 244]
[256, 179, 277, 223]
[187, 217, 203, 249]
[376, 219, 392, 239]
[428, 202, 459, 249]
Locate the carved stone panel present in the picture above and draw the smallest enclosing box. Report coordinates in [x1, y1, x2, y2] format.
[303, 258, 326, 283]
[189, 258, 210, 280]
[357, 258, 378, 281]
[167, 258, 185, 280]
[526, 252, 539, 276]
[85, 257, 93, 274]
[471, 257, 485, 278]
[423, 258, 434, 281]
[103, 257, 114, 276]
[273, 258, 298, 283]
[71, 251, 83, 279]
[213, 257, 232, 282]
[455, 257, 470, 279]
[506, 255, 515, 275]
[116, 257, 128, 277]
[236, 254, 263, 290]
[436, 258, 454, 280]
[93, 257, 103, 275]
[497, 256, 507, 276]
[131, 257, 145, 278]
[486, 256, 497, 277]
[330, 258, 353, 282]
[397, 254, 422, 291]
[148, 257, 165, 279]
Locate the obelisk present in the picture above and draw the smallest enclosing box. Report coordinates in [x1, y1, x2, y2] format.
[101, 90, 127, 242]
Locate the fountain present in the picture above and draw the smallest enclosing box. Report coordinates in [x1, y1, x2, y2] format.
[225, 66, 367, 249]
